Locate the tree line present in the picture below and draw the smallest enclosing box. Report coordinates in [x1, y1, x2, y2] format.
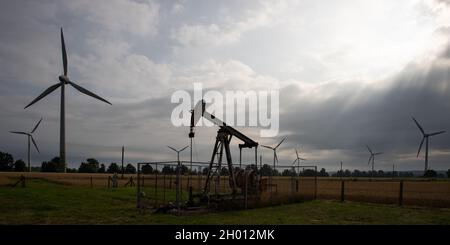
[0, 151, 136, 174]
[1, 151, 450, 178]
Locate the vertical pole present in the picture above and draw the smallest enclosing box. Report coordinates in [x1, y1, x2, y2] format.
[245, 172, 248, 209]
[239, 147, 242, 169]
[340, 161, 343, 180]
[155, 163, 158, 203]
[189, 137, 193, 188]
[340, 180, 345, 202]
[121, 146, 124, 179]
[27, 136, 31, 172]
[392, 164, 395, 179]
[137, 163, 141, 208]
[60, 82, 66, 173]
[425, 137, 429, 173]
[314, 166, 318, 199]
[399, 180, 404, 206]
[163, 173, 166, 202]
[176, 154, 181, 212]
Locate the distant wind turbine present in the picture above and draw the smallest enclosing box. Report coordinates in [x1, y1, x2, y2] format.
[24, 28, 111, 173]
[366, 145, 382, 173]
[292, 148, 306, 175]
[412, 117, 446, 173]
[10, 118, 42, 172]
[262, 137, 287, 172]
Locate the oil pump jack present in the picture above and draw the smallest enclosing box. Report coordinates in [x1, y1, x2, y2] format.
[189, 100, 259, 197]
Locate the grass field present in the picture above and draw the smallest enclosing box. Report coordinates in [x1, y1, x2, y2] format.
[1, 178, 450, 224]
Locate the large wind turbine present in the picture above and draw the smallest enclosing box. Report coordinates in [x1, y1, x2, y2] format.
[412, 117, 446, 173]
[366, 145, 382, 173]
[292, 148, 306, 175]
[24, 28, 111, 173]
[10, 118, 42, 172]
[261, 137, 287, 173]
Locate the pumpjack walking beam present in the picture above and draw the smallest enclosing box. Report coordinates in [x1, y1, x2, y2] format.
[189, 100, 258, 195]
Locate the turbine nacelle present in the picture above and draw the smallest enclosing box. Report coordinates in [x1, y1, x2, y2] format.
[58, 75, 69, 83]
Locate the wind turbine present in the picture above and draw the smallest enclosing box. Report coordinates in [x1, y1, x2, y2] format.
[412, 117, 446, 173]
[167, 145, 189, 163]
[10, 118, 42, 172]
[292, 148, 306, 175]
[261, 137, 287, 174]
[366, 145, 382, 174]
[167, 145, 189, 209]
[24, 28, 111, 173]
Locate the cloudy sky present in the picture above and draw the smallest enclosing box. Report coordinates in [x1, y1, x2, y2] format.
[1, 0, 449, 172]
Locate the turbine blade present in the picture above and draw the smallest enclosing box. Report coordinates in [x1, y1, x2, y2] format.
[10, 131, 28, 135]
[367, 155, 373, 165]
[31, 136, 40, 153]
[261, 145, 273, 149]
[61, 27, 67, 76]
[412, 117, 425, 135]
[295, 149, 299, 159]
[31, 118, 43, 133]
[275, 137, 287, 149]
[375, 152, 383, 155]
[417, 137, 425, 158]
[292, 159, 297, 165]
[24, 83, 61, 109]
[274, 151, 278, 163]
[299, 158, 306, 160]
[167, 146, 177, 152]
[366, 145, 373, 154]
[180, 145, 189, 152]
[68, 80, 112, 105]
[429, 130, 445, 136]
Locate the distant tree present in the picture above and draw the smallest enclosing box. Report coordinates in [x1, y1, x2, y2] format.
[141, 164, 153, 174]
[78, 163, 94, 173]
[447, 169, 450, 178]
[220, 167, 229, 176]
[107, 163, 120, 173]
[202, 167, 209, 175]
[66, 168, 78, 173]
[86, 158, 100, 169]
[301, 169, 316, 177]
[282, 168, 296, 176]
[162, 165, 174, 174]
[424, 169, 437, 178]
[13, 159, 26, 172]
[78, 158, 100, 173]
[125, 163, 136, 174]
[41, 157, 61, 172]
[98, 164, 106, 173]
[319, 168, 329, 177]
[0, 151, 14, 171]
[259, 164, 273, 176]
[175, 165, 188, 174]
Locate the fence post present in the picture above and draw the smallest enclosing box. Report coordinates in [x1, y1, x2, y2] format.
[399, 180, 404, 206]
[340, 180, 345, 202]
[163, 174, 166, 202]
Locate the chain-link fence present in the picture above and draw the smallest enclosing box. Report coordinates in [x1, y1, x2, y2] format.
[136, 161, 318, 212]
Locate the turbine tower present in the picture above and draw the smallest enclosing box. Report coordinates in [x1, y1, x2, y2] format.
[366, 145, 382, 173]
[10, 118, 42, 172]
[412, 117, 446, 173]
[167, 145, 189, 209]
[24, 28, 111, 173]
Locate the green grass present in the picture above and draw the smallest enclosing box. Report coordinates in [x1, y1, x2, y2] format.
[1, 179, 450, 224]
